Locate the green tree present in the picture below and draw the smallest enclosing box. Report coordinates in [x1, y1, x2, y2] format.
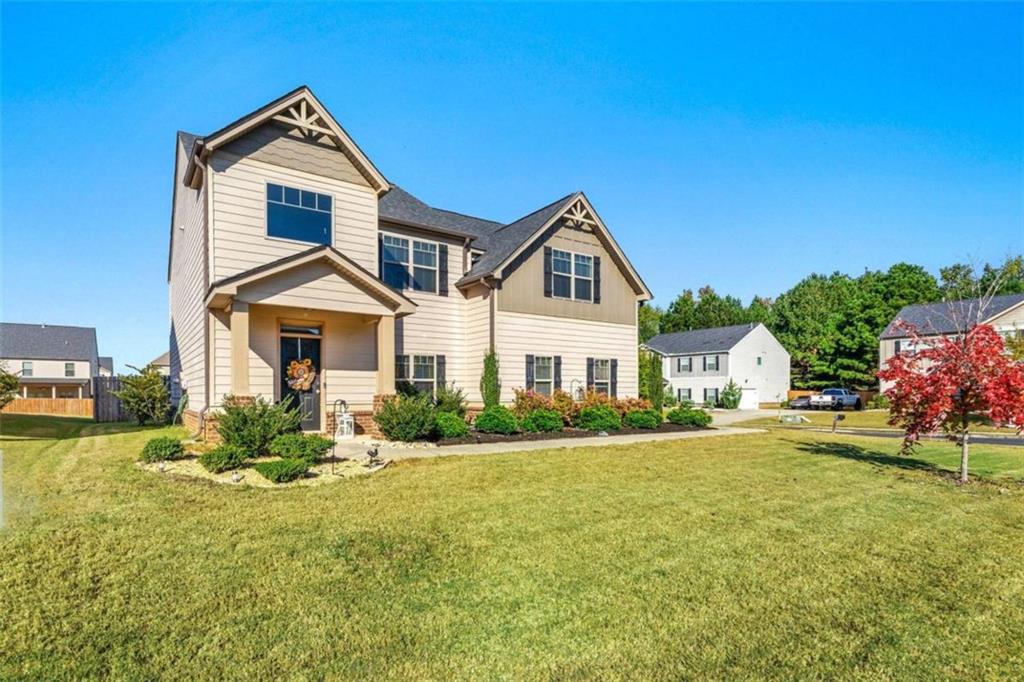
[638, 350, 664, 411]
[661, 290, 697, 333]
[0, 364, 19, 410]
[745, 296, 774, 325]
[692, 286, 748, 328]
[638, 304, 662, 342]
[480, 350, 501, 408]
[113, 364, 170, 425]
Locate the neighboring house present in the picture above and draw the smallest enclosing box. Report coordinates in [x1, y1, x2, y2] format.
[0, 322, 100, 399]
[98, 356, 115, 377]
[879, 293, 1024, 391]
[148, 351, 171, 376]
[644, 323, 790, 408]
[168, 86, 652, 436]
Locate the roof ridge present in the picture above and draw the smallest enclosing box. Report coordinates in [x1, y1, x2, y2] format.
[494, 192, 577, 233]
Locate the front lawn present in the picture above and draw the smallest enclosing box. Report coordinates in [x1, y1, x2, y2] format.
[2, 415, 1023, 679]
[742, 408, 1018, 433]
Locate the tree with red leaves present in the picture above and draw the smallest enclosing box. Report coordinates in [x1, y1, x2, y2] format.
[878, 323, 1024, 483]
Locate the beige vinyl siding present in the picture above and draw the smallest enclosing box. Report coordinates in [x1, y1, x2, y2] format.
[220, 123, 371, 188]
[990, 302, 1024, 330]
[498, 223, 638, 325]
[4, 359, 91, 379]
[169, 139, 209, 410]
[208, 151, 378, 281]
[461, 283, 493, 404]
[235, 261, 393, 316]
[495, 310, 639, 403]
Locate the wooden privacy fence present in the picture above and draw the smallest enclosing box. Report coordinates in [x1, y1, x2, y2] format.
[93, 376, 173, 422]
[1, 398, 94, 418]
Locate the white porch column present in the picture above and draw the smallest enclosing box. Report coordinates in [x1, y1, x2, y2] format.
[51, 386, 56, 399]
[230, 301, 251, 395]
[78, 385, 83, 399]
[21, 386, 27, 398]
[376, 315, 395, 395]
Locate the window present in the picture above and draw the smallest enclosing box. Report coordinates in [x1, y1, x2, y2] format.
[21, 361, 33, 377]
[704, 388, 719, 405]
[676, 357, 692, 372]
[756, 356, 763, 367]
[266, 183, 332, 245]
[593, 358, 611, 395]
[551, 249, 593, 302]
[534, 356, 553, 396]
[704, 355, 720, 371]
[280, 324, 322, 336]
[396, 355, 436, 396]
[382, 234, 438, 293]
[65, 363, 75, 377]
[677, 388, 691, 403]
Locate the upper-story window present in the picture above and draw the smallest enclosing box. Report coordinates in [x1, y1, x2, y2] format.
[703, 355, 720, 372]
[551, 249, 593, 302]
[676, 357, 692, 372]
[21, 361, 33, 377]
[65, 363, 75, 377]
[382, 234, 438, 293]
[266, 183, 332, 245]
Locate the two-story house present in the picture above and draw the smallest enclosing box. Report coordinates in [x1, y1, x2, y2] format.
[168, 86, 652, 437]
[644, 323, 790, 408]
[0, 322, 100, 400]
[879, 293, 1024, 391]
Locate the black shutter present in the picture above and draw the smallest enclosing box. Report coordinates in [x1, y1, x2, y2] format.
[543, 246, 553, 298]
[525, 355, 535, 390]
[703, 356, 708, 371]
[378, 234, 384, 280]
[435, 355, 446, 388]
[593, 256, 601, 304]
[554, 356, 562, 390]
[610, 359, 618, 398]
[586, 357, 595, 392]
[438, 244, 449, 296]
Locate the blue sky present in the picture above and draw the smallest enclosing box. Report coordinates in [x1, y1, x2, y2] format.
[2, 3, 1021, 370]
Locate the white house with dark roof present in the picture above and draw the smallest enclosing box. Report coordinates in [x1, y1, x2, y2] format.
[645, 323, 790, 408]
[0, 322, 101, 399]
[168, 86, 652, 437]
[879, 293, 1024, 391]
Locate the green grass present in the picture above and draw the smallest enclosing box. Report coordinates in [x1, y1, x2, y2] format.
[2, 415, 1023, 679]
[740, 408, 1018, 434]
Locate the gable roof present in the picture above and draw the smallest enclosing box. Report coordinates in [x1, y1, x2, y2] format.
[149, 351, 171, 367]
[98, 356, 114, 373]
[379, 186, 502, 240]
[645, 323, 761, 356]
[881, 293, 1024, 339]
[0, 323, 99, 364]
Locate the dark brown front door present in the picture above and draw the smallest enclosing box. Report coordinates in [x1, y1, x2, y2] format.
[280, 335, 321, 431]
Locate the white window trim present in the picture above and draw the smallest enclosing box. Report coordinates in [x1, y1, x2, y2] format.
[593, 357, 611, 394]
[264, 180, 335, 247]
[65, 362, 75, 377]
[21, 361, 33, 377]
[704, 355, 720, 371]
[676, 357, 692, 372]
[381, 231, 440, 294]
[396, 354, 437, 394]
[677, 387, 691, 402]
[534, 355, 554, 395]
[551, 248, 594, 303]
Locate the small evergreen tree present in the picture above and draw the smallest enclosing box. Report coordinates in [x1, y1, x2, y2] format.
[642, 350, 664, 411]
[113, 364, 170, 425]
[720, 379, 742, 409]
[0, 364, 19, 410]
[480, 350, 501, 408]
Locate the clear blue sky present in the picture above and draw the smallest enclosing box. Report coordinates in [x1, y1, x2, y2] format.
[2, 3, 1021, 371]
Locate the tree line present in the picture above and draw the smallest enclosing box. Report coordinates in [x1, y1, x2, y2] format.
[640, 257, 1024, 390]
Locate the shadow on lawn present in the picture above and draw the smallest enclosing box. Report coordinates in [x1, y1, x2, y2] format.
[0, 414, 160, 441]
[788, 439, 943, 475]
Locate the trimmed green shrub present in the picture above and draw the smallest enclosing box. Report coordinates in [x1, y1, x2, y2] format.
[720, 379, 742, 409]
[199, 444, 247, 473]
[666, 407, 713, 428]
[254, 458, 310, 483]
[624, 408, 662, 429]
[520, 408, 564, 433]
[140, 436, 184, 463]
[269, 433, 333, 464]
[480, 350, 501, 409]
[512, 388, 553, 419]
[396, 380, 421, 398]
[115, 364, 170, 425]
[474, 405, 519, 434]
[575, 405, 622, 432]
[435, 412, 470, 439]
[216, 395, 302, 455]
[868, 394, 890, 410]
[435, 383, 468, 417]
[374, 394, 436, 442]
[0, 366, 19, 410]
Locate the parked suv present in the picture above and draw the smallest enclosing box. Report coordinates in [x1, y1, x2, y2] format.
[809, 388, 862, 411]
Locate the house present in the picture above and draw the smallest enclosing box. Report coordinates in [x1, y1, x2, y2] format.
[0, 322, 100, 400]
[168, 86, 652, 438]
[644, 323, 790, 408]
[879, 293, 1024, 391]
[98, 356, 115, 377]
[148, 351, 171, 376]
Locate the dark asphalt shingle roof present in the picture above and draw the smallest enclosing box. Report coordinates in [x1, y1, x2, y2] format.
[645, 323, 761, 355]
[379, 186, 502, 240]
[0, 323, 99, 367]
[881, 293, 1024, 339]
[98, 356, 114, 373]
[149, 351, 170, 367]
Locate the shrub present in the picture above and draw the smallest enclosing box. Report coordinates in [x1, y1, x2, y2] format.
[374, 393, 436, 442]
[199, 444, 247, 473]
[578, 390, 617, 413]
[641, 350, 664, 411]
[396, 380, 421, 398]
[550, 389, 577, 425]
[720, 379, 742, 409]
[434, 383, 468, 417]
[575, 404, 622, 432]
[868, 394, 890, 410]
[480, 350, 502, 408]
[666, 407, 713, 428]
[140, 436, 184, 463]
[474, 405, 519, 434]
[114, 364, 170, 425]
[254, 458, 309, 483]
[512, 388, 554, 418]
[435, 412, 470, 439]
[624, 408, 662, 429]
[662, 386, 678, 408]
[269, 433, 333, 464]
[0, 365, 19, 410]
[615, 397, 653, 417]
[520, 408, 564, 433]
[216, 395, 302, 455]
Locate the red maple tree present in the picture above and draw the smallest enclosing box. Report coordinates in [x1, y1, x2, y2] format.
[877, 323, 1024, 483]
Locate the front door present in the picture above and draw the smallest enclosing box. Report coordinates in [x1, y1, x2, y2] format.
[280, 333, 321, 431]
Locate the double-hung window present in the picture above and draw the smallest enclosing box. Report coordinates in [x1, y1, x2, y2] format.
[534, 356, 554, 396]
[704, 388, 719, 405]
[704, 355, 720, 372]
[573, 254, 593, 301]
[65, 363, 75, 377]
[677, 388, 691, 403]
[551, 249, 593, 302]
[396, 355, 436, 396]
[266, 183, 332, 245]
[552, 249, 572, 298]
[676, 357, 692, 373]
[21, 361, 33, 377]
[593, 358, 611, 395]
[382, 235, 438, 293]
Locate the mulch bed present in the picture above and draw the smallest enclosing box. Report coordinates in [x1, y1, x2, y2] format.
[436, 422, 707, 447]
